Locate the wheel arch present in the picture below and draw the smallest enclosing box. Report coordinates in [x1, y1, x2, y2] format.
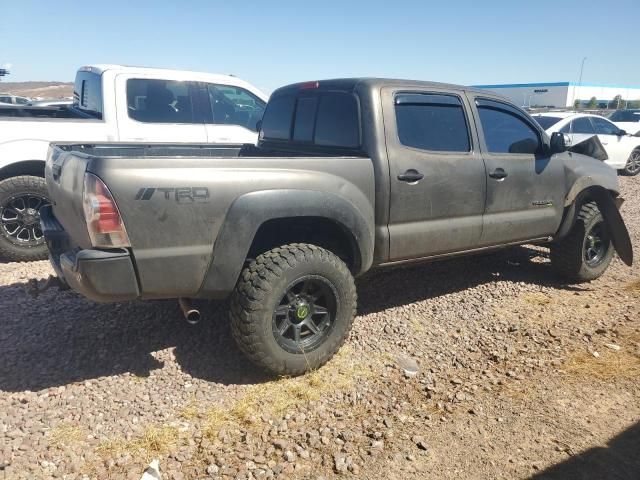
[197, 189, 375, 299]
[0, 160, 46, 181]
[556, 185, 619, 241]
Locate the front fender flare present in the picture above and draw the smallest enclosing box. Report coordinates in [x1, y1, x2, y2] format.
[197, 189, 375, 298]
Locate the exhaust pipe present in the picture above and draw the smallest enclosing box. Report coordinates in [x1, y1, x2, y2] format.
[178, 298, 201, 325]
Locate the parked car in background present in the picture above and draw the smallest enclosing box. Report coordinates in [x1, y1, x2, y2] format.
[608, 109, 640, 136]
[532, 112, 640, 176]
[0, 64, 268, 261]
[28, 99, 73, 107]
[0, 94, 30, 105]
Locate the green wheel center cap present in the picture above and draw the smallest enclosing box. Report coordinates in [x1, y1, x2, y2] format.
[296, 305, 309, 319]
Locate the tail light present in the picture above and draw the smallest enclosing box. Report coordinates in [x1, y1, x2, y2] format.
[83, 173, 131, 248]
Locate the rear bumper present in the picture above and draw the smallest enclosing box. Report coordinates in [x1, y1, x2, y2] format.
[40, 205, 140, 302]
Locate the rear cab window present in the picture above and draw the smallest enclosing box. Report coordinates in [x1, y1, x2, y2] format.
[260, 88, 361, 150]
[73, 70, 103, 119]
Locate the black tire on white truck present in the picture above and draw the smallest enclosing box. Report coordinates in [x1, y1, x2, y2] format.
[0, 175, 50, 262]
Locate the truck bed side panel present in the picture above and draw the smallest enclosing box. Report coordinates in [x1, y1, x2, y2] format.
[79, 155, 374, 299]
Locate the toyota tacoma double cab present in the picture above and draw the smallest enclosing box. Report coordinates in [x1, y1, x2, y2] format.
[0, 64, 267, 261]
[40, 78, 633, 375]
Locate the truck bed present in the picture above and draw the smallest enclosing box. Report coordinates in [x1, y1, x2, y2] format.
[45, 142, 375, 300]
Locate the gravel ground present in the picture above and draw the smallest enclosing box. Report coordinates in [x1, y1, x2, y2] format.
[1, 177, 639, 480]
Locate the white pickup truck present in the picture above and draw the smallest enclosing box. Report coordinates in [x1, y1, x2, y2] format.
[0, 64, 268, 261]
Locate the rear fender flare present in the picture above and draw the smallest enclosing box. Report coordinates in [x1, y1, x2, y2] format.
[198, 189, 375, 298]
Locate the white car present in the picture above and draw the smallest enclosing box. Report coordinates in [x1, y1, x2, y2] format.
[0, 94, 30, 105]
[532, 112, 640, 176]
[0, 64, 268, 261]
[608, 109, 640, 136]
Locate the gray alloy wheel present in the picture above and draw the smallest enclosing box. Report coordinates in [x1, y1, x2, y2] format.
[623, 149, 640, 176]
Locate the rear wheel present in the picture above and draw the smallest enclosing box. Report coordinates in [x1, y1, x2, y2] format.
[550, 202, 614, 282]
[0, 176, 50, 262]
[621, 149, 640, 176]
[230, 243, 357, 376]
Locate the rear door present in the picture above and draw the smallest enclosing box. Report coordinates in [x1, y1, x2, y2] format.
[114, 76, 208, 143]
[470, 96, 565, 245]
[202, 83, 266, 144]
[383, 87, 486, 261]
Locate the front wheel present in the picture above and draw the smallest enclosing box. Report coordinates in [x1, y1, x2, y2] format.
[0, 176, 50, 262]
[621, 149, 640, 176]
[550, 202, 614, 282]
[230, 243, 357, 376]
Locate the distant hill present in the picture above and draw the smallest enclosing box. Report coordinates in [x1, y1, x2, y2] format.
[0, 81, 74, 99]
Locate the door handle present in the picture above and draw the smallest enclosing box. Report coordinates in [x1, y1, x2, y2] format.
[397, 169, 424, 183]
[489, 168, 508, 180]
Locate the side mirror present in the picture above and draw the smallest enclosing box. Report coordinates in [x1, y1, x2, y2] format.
[617, 129, 627, 136]
[550, 132, 568, 154]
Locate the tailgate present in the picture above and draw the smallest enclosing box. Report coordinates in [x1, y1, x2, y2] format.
[44, 144, 93, 249]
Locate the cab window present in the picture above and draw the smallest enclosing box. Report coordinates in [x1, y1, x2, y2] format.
[477, 100, 540, 154]
[127, 79, 199, 124]
[206, 84, 266, 132]
[591, 117, 620, 135]
[395, 93, 470, 152]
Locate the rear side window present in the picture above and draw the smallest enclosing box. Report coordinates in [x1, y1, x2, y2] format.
[127, 79, 198, 124]
[395, 93, 470, 152]
[561, 117, 595, 134]
[533, 116, 562, 130]
[261, 91, 360, 148]
[73, 71, 103, 119]
[477, 101, 540, 154]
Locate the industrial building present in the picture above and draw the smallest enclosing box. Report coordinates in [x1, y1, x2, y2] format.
[471, 82, 640, 108]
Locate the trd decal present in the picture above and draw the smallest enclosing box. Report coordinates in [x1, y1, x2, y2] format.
[135, 187, 210, 204]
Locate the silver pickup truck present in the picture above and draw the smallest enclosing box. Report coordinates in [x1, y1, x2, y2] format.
[40, 78, 633, 375]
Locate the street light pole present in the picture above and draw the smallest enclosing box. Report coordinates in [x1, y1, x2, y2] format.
[573, 56, 587, 109]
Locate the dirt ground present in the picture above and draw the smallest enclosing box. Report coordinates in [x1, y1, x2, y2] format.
[0, 177, 638, 480]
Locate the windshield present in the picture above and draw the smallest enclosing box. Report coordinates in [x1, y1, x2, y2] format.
[532, 116, 563, 130]
[608, 110, 640, 122]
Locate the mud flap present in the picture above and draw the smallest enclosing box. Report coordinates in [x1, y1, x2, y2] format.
[590, 187, 633, 266]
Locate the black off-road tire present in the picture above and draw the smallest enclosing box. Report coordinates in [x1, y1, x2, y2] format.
[550, 202, 614, 282]
[621, 148, 640, 176]
[0, 176, 49, 262]
[230, 243, 357, 376]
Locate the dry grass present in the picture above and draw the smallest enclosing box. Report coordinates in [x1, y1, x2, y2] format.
[521, 292, 553, 306]
[626, 279, 640, 293]
[48, 423, 85, 447]
[200, 347, 374, 438]
[96, 425, 179, 462]
[564, 330, 640, 381]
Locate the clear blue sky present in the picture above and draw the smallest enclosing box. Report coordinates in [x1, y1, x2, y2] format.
[2, 0, 639, 93]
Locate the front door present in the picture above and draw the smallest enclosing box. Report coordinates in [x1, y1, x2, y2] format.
[470, 96, 565, 246]
[383, 88, 486, 261]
